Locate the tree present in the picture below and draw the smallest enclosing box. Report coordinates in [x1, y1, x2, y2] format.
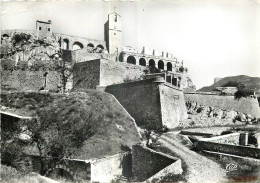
[20, 102, 96, 175]
[1, 94, 97, 176]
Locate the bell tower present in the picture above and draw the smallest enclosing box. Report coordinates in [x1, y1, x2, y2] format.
[104, 9, 122, 55]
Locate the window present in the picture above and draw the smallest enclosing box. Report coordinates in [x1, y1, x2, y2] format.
[48, 28, 50, 31]
[39, 27, 42, 30]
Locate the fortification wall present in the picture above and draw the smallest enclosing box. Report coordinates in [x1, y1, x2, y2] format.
[71, 50, 111, 63]
[132, 144, 181, 182]
[72, 59, 100, 90]
[184, 93, 260, 118]
[1, 70, 61, 92]
[159, 84, 187, 128]
[105, 80, 162, 129]
[100, 59, 146, 86]
[72, 59, 147, 90]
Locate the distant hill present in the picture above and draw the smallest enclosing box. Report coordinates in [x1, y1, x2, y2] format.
[198, 75, 260, 95]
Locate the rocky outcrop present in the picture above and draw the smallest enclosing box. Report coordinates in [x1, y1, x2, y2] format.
[181, 101, 260, 128]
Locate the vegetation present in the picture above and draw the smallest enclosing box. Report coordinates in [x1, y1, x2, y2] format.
[221, 81, 253, 99]
[1, 91, 140, 178]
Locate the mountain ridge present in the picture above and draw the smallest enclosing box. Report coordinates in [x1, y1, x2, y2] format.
[198, 75, 260, 95]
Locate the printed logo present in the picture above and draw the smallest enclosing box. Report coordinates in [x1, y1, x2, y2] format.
[226, 163, 238, 172]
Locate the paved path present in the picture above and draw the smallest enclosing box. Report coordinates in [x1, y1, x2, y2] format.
[158, 132, 227, 183]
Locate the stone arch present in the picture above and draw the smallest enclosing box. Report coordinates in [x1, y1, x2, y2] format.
[95, 44, 104, 53]
[167, 62, 172, 71]
[87, 43, 94, 53]
[149, 59, 155, 67]
[63, 39, 69, 50]
[72, 41, 84, 51]
[158, 60, 164, 70]
[127, 56, 136, 65]
[139, 58, 146, 66]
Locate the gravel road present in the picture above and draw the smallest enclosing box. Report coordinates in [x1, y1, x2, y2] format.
[158, 132, 228, 183]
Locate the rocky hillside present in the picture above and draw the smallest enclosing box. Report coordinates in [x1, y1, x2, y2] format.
[199, 75, 260, 95]
[0, 91, 141, 159]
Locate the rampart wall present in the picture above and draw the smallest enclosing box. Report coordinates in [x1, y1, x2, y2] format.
[100, 59, 146, 86]
[184, 93, 260, 118]
[105, 80, 187, 129]
[159, 84, 187, 128]
[105, 79, 162, 129]
[72, 59, 147, 90]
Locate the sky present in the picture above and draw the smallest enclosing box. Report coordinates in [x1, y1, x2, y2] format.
[1, 0, 259, 89]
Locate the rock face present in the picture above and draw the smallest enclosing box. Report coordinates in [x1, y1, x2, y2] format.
[181, 100, 260, 128]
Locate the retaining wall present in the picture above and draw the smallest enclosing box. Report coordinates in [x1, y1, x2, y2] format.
[132, 144, 182, 182]
[184, 93, 260, 118]
[196, 141, 260, 159]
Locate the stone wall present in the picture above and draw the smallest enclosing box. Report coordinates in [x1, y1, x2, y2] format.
[72, 59, 100, 90]
[100, 59, 146, 86]
[72, 59, 147, 91]
[132, 144, 181, 182]
[199, 133, 241, 145]
[195, 141, 260, 159]
[159, 84, 187, 128]
[71, 49, 111, 63]
[105, 79, 162, 129]
[91, 152, 131, 182]
[184, 93, 260, 118]
[1, 70, 61, 92]
[105, 80, 188, 129]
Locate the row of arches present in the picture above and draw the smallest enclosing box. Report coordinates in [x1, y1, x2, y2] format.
[126, 56, 173, 71]
[61, 39, 105, 53]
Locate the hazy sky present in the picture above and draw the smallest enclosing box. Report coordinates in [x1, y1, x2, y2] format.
[1, 0, 259, 89]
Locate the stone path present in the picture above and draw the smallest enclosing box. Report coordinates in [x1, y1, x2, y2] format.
[158, 132, 227, 183]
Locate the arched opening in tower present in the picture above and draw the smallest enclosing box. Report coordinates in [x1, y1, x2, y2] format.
[158, 60, 164, 70]
[63, 39, 69, 50]
[149, 59, 155, 67]
[95, 45, 104, 53]
[139, 58, 146, 66]
[127, 56, 136, 65]
[72, 42, 84, 51]
[87, 43, 94, 53]
[167, 62, 172, 71]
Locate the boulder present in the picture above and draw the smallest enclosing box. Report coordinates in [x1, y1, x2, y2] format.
[226, 110, 237, 119]
[237, 112, 246, 122]
[214, 109, 223, 119]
